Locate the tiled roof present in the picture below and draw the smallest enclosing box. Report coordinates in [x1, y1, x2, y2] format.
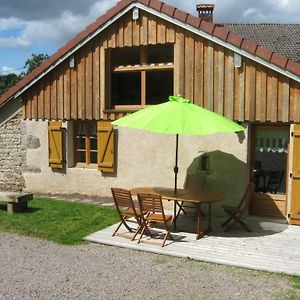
[1, 0, 300, 108]
[222, 24, 300, 63]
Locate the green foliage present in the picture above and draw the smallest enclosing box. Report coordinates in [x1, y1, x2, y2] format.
[0, 198, 118, 245]
[0, 73, 22, 95]
[24, 53, 49, 74]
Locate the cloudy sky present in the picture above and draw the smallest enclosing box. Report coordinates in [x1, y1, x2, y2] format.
[0, 0, 299, 75]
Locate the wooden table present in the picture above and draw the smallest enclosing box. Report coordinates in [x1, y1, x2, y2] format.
[130, 187, 224, 240]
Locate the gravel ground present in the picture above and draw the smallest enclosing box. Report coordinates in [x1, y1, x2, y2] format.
[0, 233, 297, 300]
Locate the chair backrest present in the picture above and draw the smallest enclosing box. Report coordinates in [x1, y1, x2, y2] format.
[238, 182, 256, 212]
[111, 188, 136, 215]
[185, 174, 206, 191]
[137, 193, 166, 220]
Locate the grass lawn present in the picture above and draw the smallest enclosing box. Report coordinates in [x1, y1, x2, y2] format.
[0, 197, 119, 245]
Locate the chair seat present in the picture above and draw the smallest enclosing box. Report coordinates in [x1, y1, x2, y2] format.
[124, 207, 145, 217]
[222, 205, 241, 213]
[147, 213, 173, 223]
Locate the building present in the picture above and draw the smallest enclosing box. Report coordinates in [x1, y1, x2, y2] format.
[0, 0, 299, 224]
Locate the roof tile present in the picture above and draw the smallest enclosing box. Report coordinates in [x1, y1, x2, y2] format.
[227, 32, 243, 47]
[149, 0, 163, 11]
[286, 60, 300, 76]
[271, 52, 288, 68]
[200, 20, 215, 34]
[255, 46, 273, 62]
[186, 14, 201, 28]
[174, 8, 188, 23]
[139, 0, 151, 5]
[241, 38, 258, 54]
[161, 3, 175, 17]
[213, 26, 229, 41]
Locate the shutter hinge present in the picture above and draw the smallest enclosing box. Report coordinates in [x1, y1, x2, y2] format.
[290, 173, 293, 178]
[291, 132, 294, 137]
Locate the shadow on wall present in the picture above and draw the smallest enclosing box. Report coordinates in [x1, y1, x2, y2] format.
[185, 150, 248, 217]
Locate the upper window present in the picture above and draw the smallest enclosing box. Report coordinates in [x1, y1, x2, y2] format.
[109, 44, 174, 109]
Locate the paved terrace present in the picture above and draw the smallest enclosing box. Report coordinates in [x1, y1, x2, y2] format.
[85, 214, 300, 276]
[36, 193, 300, 276]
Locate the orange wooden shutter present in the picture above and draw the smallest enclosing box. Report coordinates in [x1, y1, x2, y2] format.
[97, 121, 115, 173]
[290, 124, 300, 225]
[48, 121, 64, 169]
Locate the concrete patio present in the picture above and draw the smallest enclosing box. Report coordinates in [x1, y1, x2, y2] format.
[85, 215, 300, 276]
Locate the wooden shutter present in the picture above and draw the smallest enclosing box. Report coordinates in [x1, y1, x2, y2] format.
[48, 121, 64, 169]
[97, 121, 115, 173]
[290, 124, 300, 225]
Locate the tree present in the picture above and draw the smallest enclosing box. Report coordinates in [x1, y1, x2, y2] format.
[0, 53, 49, 95]
[24, 53, 49, 74]
[0, 73, 22, 95]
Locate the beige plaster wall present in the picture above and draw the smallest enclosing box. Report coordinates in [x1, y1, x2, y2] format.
[24, 120, 249, 216]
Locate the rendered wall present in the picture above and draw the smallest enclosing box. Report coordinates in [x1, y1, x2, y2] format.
[23, 120, 248, 215]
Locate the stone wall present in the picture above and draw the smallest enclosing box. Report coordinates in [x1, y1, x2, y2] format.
[0, 110, 26, 191]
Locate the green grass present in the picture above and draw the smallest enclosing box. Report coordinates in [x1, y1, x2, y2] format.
[291, 276, 300, 290]
[0, 198, 119, 245]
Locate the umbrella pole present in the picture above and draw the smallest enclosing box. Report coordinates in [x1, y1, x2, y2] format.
[174, 134, 179, 194]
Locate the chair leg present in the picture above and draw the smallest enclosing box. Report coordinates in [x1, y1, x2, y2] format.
[224, 215, 251, 232]
[176, 201, 187, 217]
[112, 221, 123, 237]
[222, 213, 234, 227]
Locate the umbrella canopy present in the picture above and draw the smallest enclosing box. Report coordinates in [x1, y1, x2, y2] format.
[112, 96, 244, 192]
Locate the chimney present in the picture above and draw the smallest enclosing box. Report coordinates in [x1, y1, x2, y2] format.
[196, 4, 215, 22]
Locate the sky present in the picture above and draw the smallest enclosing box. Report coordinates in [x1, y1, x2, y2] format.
[0, 0, 299, 76]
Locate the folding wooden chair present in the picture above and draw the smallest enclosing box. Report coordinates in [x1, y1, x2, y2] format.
[221, 182, 255, 232]
[176, 174, 206, 218]
[111, 188, 145, 240]
[137, 193, 174, 247]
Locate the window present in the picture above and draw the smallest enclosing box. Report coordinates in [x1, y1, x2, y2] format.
[109, 44, 174, 109]
[75, 121, 97, 165]
[72, 120, 115, 172]
[252, 126, 289, 194]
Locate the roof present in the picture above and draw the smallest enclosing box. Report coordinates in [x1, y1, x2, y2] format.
[1, 0, 300, 108]
[223, 24, 300, 63]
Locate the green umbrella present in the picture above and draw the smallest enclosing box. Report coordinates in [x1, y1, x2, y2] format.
[112, 96, 244, 193]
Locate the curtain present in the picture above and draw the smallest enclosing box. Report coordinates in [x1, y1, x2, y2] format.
[255, 130, 289, 153]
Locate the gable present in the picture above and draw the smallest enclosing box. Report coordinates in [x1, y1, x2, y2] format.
[21, 7, 300, 123]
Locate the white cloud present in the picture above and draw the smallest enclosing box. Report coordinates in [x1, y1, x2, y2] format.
[1, 66, 21, 75]
[0, 0, 116, 50]
[0, 17, 24, 31]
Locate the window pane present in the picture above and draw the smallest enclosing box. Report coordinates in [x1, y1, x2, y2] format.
[111, 46, 140, 67]
[90, 152, 97, 164]
[76, 123, 86, 136]
[146, 71, 173, 104]
[111, 72, 141, 106]
[76, 138, 85, 149]
[90, 138, 97, 150]
[147, 44, 173, 64]
[77, 151, 86, 163]
[90, 123, 97, 137]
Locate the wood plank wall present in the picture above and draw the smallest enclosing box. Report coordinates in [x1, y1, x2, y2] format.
[23, 10, 300, 123]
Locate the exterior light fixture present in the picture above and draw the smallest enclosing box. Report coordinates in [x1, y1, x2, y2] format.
[234, 53, 242, 68]
[69, 55, 75, 68]
[132, 7, 139, 20]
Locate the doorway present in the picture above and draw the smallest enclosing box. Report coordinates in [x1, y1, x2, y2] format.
[250, 124, 290, 217]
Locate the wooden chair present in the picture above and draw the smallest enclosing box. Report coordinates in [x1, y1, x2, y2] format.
[176, 174, 206, 218]
[221, 182, 255, 232]
[137, 193, 174, 247]
[111, 188, 145, 240]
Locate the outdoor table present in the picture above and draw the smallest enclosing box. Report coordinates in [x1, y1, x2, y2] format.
[130, 187, 224, 240]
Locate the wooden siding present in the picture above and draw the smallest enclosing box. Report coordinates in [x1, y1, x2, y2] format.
[22, 10, 300, 123]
